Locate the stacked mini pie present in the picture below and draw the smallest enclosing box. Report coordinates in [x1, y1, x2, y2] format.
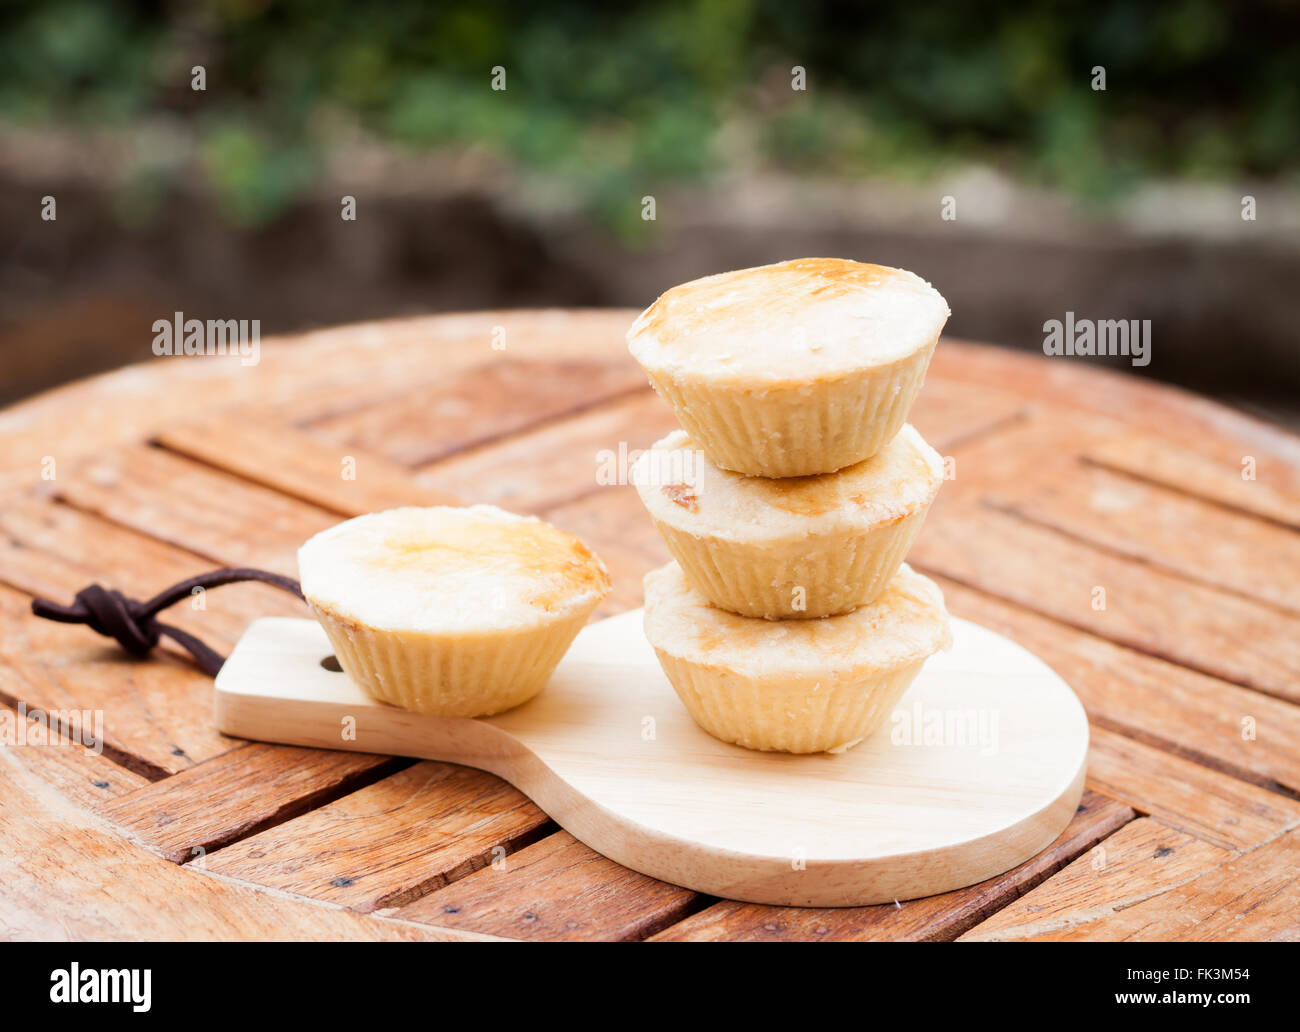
[629, 258, 954, 754]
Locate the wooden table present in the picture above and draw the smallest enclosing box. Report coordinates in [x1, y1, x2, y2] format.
[2, 310, 1298, 942]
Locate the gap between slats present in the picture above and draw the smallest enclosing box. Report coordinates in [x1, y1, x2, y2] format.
[1083, 456, 1300, 534]
[0, 688, 174, 782]
[170, 757, 415, 865]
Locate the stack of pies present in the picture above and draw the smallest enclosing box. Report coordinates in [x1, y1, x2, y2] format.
[628, 258, 954, 754]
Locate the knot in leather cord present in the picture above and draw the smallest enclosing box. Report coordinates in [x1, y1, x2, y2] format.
[31, 568, 304, 677]
[64, 584, 159, 656]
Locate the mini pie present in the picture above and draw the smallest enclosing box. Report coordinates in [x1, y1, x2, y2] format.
[627, 258, 949, 477]
[298, 505, 610, 717]
[643, 561, 951, 754]
[632, 424, 943, 619]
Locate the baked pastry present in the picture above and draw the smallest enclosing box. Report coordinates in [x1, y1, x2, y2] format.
[643, 561, 951, 754]
[298, 505, 610, 717]
[632, 424, 943, 619]
[627, 258, 949, 477]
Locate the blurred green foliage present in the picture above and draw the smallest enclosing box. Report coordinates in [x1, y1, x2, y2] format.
[2, 0, 1297, 233]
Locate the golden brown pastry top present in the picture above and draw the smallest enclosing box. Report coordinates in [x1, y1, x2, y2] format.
[627, 258, 949, 385]
[299, 505, 610, 633]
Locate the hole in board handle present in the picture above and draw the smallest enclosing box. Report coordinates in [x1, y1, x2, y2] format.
[320, 655, 343, 672]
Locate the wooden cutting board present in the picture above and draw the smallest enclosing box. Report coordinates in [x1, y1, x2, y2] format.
[214, 610, 1088, 907]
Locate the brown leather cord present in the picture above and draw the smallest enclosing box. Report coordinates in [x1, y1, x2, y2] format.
[30, 568, 304, 677]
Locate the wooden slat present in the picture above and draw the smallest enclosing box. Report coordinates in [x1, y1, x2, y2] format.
[930, 341, 1300, 465]
[310, 356, 650, 467]
[419, 390, 675, 513]
[100, 743, 400, 863]
[921, 407, 1114, 520]
[395, 831, 699, 941]
[988, 461, 1299, 612]
[57, 445, 340, 577]
[960, 818, 1232, 941]
[650, 790, 1132, 942]
[0, 700, 150, 808]
[906, 377, 1028, 450]
[1066, 828, 1300, 940]
[1086, 726, 1300, 851]
[1086, 433, 1300, 529]
[936, 576, 1300, 795]
[158, 413, 458, 516]
[253, 310, 638, 427]
[912, 503, 1300, 702]
[967, 822, 1300, 941]
[203, 762, 551, 911]
[0, 738, 490, 941]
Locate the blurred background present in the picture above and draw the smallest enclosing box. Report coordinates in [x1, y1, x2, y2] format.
[2, 0, 1298, 420]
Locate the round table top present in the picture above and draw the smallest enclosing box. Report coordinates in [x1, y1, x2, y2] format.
[2, 309, 1298, 941]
